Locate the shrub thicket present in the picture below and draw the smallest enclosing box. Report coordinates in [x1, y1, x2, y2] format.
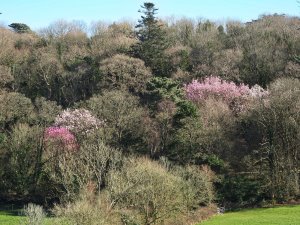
[0, 3, 299, 224]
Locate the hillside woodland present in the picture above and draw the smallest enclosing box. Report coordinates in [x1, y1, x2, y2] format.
[0, 2, 299, 225]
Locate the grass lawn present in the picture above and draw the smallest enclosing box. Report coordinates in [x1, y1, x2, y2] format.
[199, 205, 300, 225]
[0, 204, 299, 225]
[0, 212, 65, 225]
[0, 205, 24, 225]
[0, 205, 65, 225]
[0, 214, 24, 225]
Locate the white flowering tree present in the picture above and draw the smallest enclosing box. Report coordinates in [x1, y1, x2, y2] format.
[54, 108, 104, 136]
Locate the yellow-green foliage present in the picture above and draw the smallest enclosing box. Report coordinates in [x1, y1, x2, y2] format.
[99, 54, 152, 93]
[107, 157, 214, 225]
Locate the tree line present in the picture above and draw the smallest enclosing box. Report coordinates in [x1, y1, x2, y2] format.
[0, 2, 299, 224]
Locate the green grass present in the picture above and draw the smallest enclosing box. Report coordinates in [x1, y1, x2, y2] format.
[199, 205, 300, 225]
[0, 214, 24, 225]
[0, 213, 66, 225]
[0, 210, 24, 225]
[1, 205, 299, 225]
[0, 205, 65, 225]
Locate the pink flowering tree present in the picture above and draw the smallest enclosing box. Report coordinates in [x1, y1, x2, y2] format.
[184, 76, 268, 113]
[54, 108, 104, 136]
[44, 126, 77, 151]
[184, 76, 251, 103]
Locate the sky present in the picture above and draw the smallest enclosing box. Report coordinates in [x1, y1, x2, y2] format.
[0, 0, 299, 30]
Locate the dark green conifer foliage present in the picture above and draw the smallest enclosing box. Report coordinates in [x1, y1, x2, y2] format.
[8, 23, 31, 33]
[133, 2, 172, 77]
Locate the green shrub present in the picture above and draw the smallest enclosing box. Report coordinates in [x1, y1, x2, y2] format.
[0, 91, 34, 129]
[174, 165, 215, 209]
[85, 90, 147, 153]
[99, 54, 152, 93]
[107, 157, 187, 225]
[47, 139, 122, 202]
[52, 156, 216, 225]
[2, 123, 44, 196]
[53, 191, 119, 225]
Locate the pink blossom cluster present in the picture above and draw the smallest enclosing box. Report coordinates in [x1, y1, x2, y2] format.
[184, 76, 268, 103]
[44, 126, 77, 150]
[54, 109, 104, 135]
[184, 76, 250, 103]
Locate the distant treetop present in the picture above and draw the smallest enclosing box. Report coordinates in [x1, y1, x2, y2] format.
[8, 23, 31, 33]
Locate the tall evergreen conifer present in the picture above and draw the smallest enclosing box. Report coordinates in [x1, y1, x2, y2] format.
[133, 2, 172, 77]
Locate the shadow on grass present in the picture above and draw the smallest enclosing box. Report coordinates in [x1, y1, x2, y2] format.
[0, 204, 23, 217]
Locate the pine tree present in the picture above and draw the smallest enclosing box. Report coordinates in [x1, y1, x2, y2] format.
[9, 23, 31, 33]
[133, 2, 172, 77]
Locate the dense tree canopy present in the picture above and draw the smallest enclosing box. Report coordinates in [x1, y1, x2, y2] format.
[0, 2, 299, 224]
